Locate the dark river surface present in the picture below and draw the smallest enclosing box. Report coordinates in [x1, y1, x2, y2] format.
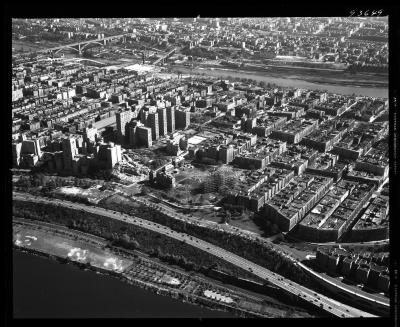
[13, 250, 235, 318]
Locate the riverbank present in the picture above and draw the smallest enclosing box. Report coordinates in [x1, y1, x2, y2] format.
[15, 246, 248, 317]
[12, 191, 327, 303]
[215, 63, 388, 88]
[13, 219, 313, 318]
[169, 65, 388, 99]
[13, 250, 234, 318]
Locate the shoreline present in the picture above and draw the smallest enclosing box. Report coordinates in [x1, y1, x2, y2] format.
[13, 222, 283, 320]
[173, 63, 388, 89]
[13, 248, 233, 318]
[13, 246, 256, 318]
[169, 65, 388, 98]
[12, 38, 387, 91]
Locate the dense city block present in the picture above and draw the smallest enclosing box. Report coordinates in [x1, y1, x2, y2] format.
[11, 17, 390, 318]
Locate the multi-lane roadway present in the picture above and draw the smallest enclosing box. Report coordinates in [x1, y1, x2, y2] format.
[13, 192, 376, 318]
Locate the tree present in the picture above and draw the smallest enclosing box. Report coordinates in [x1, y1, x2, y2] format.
[219, 185, 231, 196]
[271, 223, 279, 234]
[224, 210, 231, 224]
[198, 194, 205, 203]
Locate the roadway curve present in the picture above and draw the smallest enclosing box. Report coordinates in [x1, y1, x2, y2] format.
[13, 192, 376, 318]
[297, 261, 390, 308]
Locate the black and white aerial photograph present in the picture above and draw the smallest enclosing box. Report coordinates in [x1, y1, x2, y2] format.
[5, 4, 399, 322]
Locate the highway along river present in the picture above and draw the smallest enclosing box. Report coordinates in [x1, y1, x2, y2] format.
[169, 66, 388, 99]
[13, 250, 234, 318]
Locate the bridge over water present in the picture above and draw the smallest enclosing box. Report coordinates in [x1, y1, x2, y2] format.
[37, 33, 177, 66]
[37, 33, 132, 55]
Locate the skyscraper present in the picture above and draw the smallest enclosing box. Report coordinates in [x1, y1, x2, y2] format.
[62, 137, 78, 171]
[128, 120, 153, 148]
[166, 106, 175, 133]
[62, 137, 78, 160]
[116, 110, 135, 142]
[137, 126, 153, 148]
[147, 112, 159, 140]
[176, 109, 190, 129]
[12, 142, 22, 167]
[157, 107, 167, 137]
[21, 139, 42, 158]
[105, 143, 121, 169]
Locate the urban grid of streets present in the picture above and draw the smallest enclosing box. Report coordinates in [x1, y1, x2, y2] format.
[12, 17, 389, 318]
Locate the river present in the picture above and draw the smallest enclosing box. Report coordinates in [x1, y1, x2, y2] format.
[170, 66, 388, 99]
[48, 53, 387, 98]
[13, 250, 235, 318]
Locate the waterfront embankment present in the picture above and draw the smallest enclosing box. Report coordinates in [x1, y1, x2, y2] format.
[13, 250, 235, 318]
[169, 65, 388, 99]
[13, 219, 314, 318]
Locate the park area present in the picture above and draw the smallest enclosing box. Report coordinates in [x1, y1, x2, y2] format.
[148, 162, 239, 207]
[193, 206, 266, 236]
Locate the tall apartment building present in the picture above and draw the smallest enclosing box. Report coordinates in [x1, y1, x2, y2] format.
[157, 107, 167, 137]
[128, 120, 153, 148]
[175, 108, 190, 129]
[147, 112, 159, 140]
[219, 145, 235, 164]
[140, 108, 149, 125]
[96, 142, 122, 169]
[166, 106, 175, 133]
[137, 126, 153, 148]
[62, 137, 78, 159]
[12, 142, 22, 167]
[21, 139, 42, 158]
[116, 109, 136, 142]
[105, 143, 122, 169]
[62, 137, 78, 170]
[83, 127, 98, 143]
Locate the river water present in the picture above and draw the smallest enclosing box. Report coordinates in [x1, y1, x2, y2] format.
[170, 66, 388, 99]
[13, 250, 235, 318]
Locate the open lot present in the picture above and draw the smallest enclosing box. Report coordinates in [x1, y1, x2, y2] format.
[100, 193, 143, 210]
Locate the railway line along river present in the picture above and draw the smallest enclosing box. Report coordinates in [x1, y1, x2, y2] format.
[13, 250, 235, 318]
